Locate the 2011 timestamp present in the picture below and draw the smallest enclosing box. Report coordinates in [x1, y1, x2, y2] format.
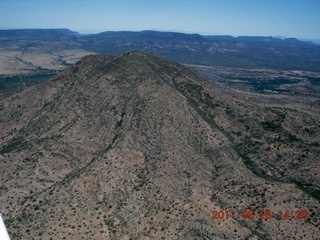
[212, 209, 309, 220]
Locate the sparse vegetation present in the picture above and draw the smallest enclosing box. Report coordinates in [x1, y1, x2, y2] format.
[0, 51, 319, 239]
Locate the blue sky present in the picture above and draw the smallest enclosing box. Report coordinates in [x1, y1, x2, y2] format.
[1, 0, 319, 39]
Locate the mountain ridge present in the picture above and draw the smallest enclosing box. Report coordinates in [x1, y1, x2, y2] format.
[0, 28, 80, 41]
[1, 28, 319, 99]
[1, 28, 315, 44]
[1, 28, 319, 72]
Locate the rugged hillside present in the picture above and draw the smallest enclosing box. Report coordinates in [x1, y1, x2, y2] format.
[0, 51, 319, 239]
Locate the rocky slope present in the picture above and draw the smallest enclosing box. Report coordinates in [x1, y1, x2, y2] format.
[0, 51, 319, 239]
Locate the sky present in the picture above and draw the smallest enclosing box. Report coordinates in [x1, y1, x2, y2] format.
[0, 0, 319, 39]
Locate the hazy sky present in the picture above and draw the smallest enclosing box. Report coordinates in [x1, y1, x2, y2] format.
[1, 0, 319, 39]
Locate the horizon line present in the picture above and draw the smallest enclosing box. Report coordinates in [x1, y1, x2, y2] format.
[0, 27, 319, 41]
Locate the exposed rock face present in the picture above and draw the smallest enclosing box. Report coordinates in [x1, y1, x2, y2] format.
[0, 51, 319, 239]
